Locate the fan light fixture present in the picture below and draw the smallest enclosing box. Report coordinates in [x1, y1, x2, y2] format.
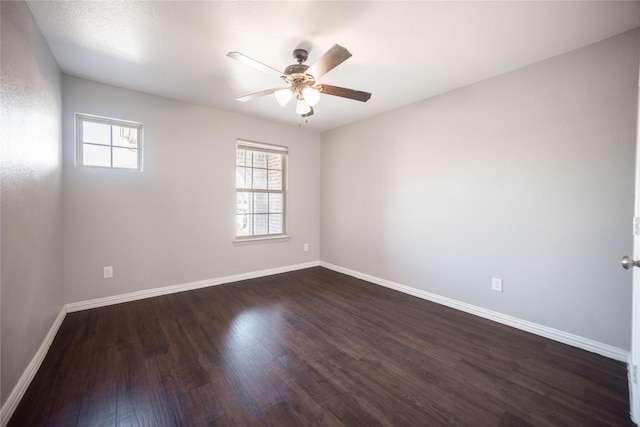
[302, 87, 321, 106]
[296, 95, 311, 115]
[275, 86, 320, 111]
[274, 89, 292, 107]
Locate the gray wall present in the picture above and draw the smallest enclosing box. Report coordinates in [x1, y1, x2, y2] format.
[321, 29, 640, 350]
[62, 76, 321, 303]
[1, 1, 64, 405]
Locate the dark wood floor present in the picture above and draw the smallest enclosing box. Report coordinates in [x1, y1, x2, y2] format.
[9, 267, 632, 426]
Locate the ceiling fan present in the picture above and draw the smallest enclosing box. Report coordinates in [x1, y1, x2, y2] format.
[227, 44, 371, 121]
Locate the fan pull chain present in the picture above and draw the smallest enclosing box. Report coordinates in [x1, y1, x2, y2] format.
[297, 117, 310, 128]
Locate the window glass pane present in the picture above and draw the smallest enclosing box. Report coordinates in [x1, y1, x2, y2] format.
[112, 126, 139, 148]
[269, 214, 283, 234]
[236, 149, 250, 166]
[236, 167, 252, 189]
[254, 193, 268, 213]
[236, 214, 252, 236]
[83, 143, 111, 167]
[83, 121, 111, 145]
[253, 152, 267, 168]
[254, 214, 268, 235]
[267, 153, 282, 170]
[237, 192, 252, 214]
[268, 170, 282, 190]
[269, 193, 283, 213]
[253, 169, 267, 190]
[113, 147, 138, 169]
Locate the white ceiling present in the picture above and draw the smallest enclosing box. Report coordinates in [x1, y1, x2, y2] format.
[27, 1, 640, 132]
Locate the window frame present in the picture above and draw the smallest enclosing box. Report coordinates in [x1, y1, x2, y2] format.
[234, 139, 288, 243]
[75, 113, 144, 171]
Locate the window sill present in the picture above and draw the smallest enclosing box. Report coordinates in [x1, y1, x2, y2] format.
[233, 235, 290, 245]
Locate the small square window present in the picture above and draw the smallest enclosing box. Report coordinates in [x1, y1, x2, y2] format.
[76, 114, 143, 171]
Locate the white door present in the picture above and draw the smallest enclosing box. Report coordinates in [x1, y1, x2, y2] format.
[623, 73, 640, 424]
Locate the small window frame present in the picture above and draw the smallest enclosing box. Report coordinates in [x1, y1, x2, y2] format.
[75, 113, 144, 171]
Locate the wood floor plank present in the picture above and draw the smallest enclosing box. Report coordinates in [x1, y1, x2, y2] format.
[75, 342, 118, 426]
[8, 267, 633, 426]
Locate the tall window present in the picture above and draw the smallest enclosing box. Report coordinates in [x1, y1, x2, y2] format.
[236, 140, 287, 239]
[76, 114, 143, 171]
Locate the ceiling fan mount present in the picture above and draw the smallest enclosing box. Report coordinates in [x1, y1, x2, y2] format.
[292, 48, 309, 64]
[227, 43, 371, 122]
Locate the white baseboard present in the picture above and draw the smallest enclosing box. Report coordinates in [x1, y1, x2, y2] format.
[66, 261, 321, 313]
[1, 306, 67, 427]
[320, 261, 630, 362]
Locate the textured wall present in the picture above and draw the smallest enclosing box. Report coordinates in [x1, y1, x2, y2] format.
[62, 76, 321, 304]
[1, 1, 64, 405]
[321, 30, 640, 350]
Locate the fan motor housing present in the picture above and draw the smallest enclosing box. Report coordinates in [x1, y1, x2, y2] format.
[283, 63, 315, 88]
[284, 63, 309, 75]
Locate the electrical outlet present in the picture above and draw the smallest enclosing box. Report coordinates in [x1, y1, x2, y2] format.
[491, 277, 503, 292]
[103, 266, 113, 279]
[304, 243, 309, 252]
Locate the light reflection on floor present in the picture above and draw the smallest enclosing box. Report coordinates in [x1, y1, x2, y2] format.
[220, 306, 287, 393]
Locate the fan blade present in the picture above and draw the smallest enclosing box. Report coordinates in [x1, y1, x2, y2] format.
[306, 44, 352, 80]
[236, 88, 287, 102]
[318, 84, 371, 102]
[302, 107, 314, 118]
[227, 52, 284, 78]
